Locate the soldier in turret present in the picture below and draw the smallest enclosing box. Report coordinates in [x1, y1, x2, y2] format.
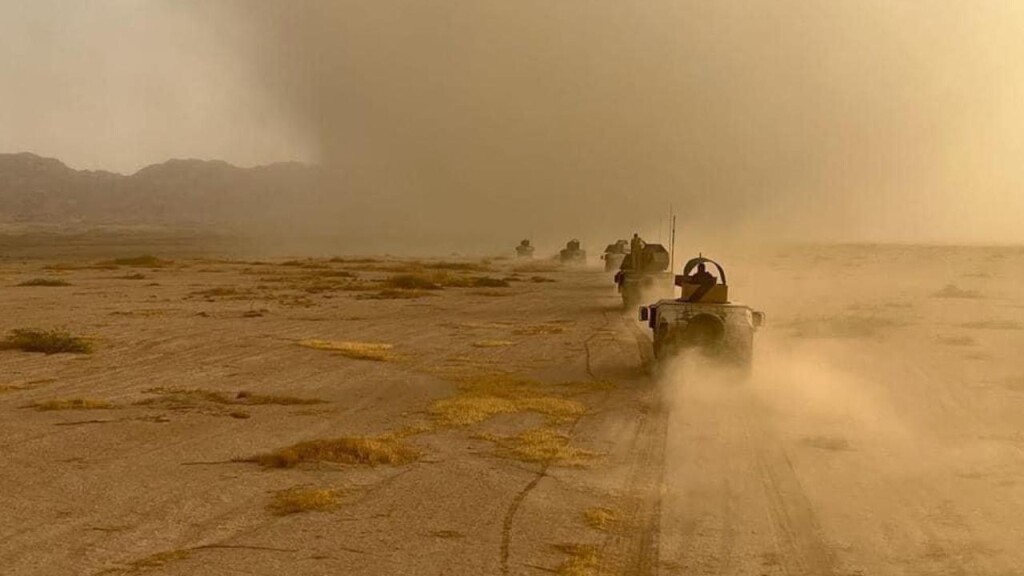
[691, 262, 716, 286]
[629, 233, 646, 270]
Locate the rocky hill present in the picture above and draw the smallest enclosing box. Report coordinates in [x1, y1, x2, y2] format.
[0, 153, 326, 230]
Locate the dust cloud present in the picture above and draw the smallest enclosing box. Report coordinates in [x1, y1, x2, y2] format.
[658, 338, 914, 458]
[650, 245, 1024, 572]
[211, 0, 1024, 250]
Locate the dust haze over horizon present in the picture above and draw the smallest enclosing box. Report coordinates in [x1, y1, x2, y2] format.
[3, 0, 1024, 249]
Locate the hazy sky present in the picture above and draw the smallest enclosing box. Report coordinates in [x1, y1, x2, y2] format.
[0, 0, 313, 173]
[2, 1, 1023, 244]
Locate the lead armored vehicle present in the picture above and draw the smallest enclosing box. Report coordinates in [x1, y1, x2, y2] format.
[559, 239, 587, 265]
[614, 243, 673, 308]
[638, 256, 764, 365]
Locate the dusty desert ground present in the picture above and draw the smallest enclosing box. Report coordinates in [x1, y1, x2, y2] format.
[2, 237, 1024, 576]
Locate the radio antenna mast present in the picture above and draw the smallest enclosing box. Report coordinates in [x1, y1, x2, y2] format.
[669, 205, 677, 271]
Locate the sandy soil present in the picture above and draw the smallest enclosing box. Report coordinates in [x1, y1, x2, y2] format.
[1, 242, 1023, 575]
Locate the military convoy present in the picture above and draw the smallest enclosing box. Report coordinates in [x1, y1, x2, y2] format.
[508, 234, 762, 365]
[638, 256, 764, 366]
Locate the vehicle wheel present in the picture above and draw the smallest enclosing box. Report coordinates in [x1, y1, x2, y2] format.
[652, 325, 670, 359]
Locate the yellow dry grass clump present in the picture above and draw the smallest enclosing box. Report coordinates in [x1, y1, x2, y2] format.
[553, 544, 600, 576]
[268, 486, 344, 515]
[584, 507, 619, 532]
[429, 374, 585, 427]
[2, 329, 93, 354]
[299, 339, 394, 361]
[484, 428, 599, 466]
[31, 398, 115, 411]
[248, 436, 419, 468]
[472, 340, 514, 348]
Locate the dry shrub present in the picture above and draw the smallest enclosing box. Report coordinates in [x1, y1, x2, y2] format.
[469, 277, 511, 288]
[384, 274, 443, 290]
[429, 374, 585, 427]
[470, 290, 513, 298]
[280, 259, 329, 269]
[2, 329, 92, 354]
[138, 387, 324, 408]
[438, 275, 510, 288]
[584, 507, 618, 532]
[513, 261, 560, 273]
[530, 276, 556, 283]
[0, 384, 28, 394]
[104, 255, 172, 267]
[17, 278, 70, 287]
[30, 398, 115, 411]
[253, 275, 293, 283]
[553, 544, 600, 576]
[473, 340, 514, 348]
[247, 436, 419, 468]
[487, 428, 599, 466]
[117, 273, 147, 280]
[301, 281, 357, 294]
[329, 257, 380, 264]
[190, 286, 250, 299]
[306, 269, 357, 279]
[44, 262, 117, 271]
[384, 272, 509, 290]
[268, 487, 344, 515]
[356, 289, 434, 300]
[430, 530, 465, 539]
[239, 392, 325, 406]
[513, 324, 568, 336]
[427, 261, 493, 272]
[110, 309, 167, 317]
[135, 388, 229, 410]
[298, 339, 394, 361]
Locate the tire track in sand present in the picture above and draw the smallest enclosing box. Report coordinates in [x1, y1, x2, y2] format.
[596, 317, 667, 576]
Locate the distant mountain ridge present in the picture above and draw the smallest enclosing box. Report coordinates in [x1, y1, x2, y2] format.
[0, 152, 326, 229]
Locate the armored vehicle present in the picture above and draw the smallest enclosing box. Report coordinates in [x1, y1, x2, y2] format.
[559, 239, 587, 265]
[515, 239, 535, 258]
[614, 242, 673, 308]
[638, 256, 764, 366]
[602, 239, 629, 272]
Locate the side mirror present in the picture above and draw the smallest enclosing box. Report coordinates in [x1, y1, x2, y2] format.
[752, 311, 765, 328]
[639, 307, 650, 322]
